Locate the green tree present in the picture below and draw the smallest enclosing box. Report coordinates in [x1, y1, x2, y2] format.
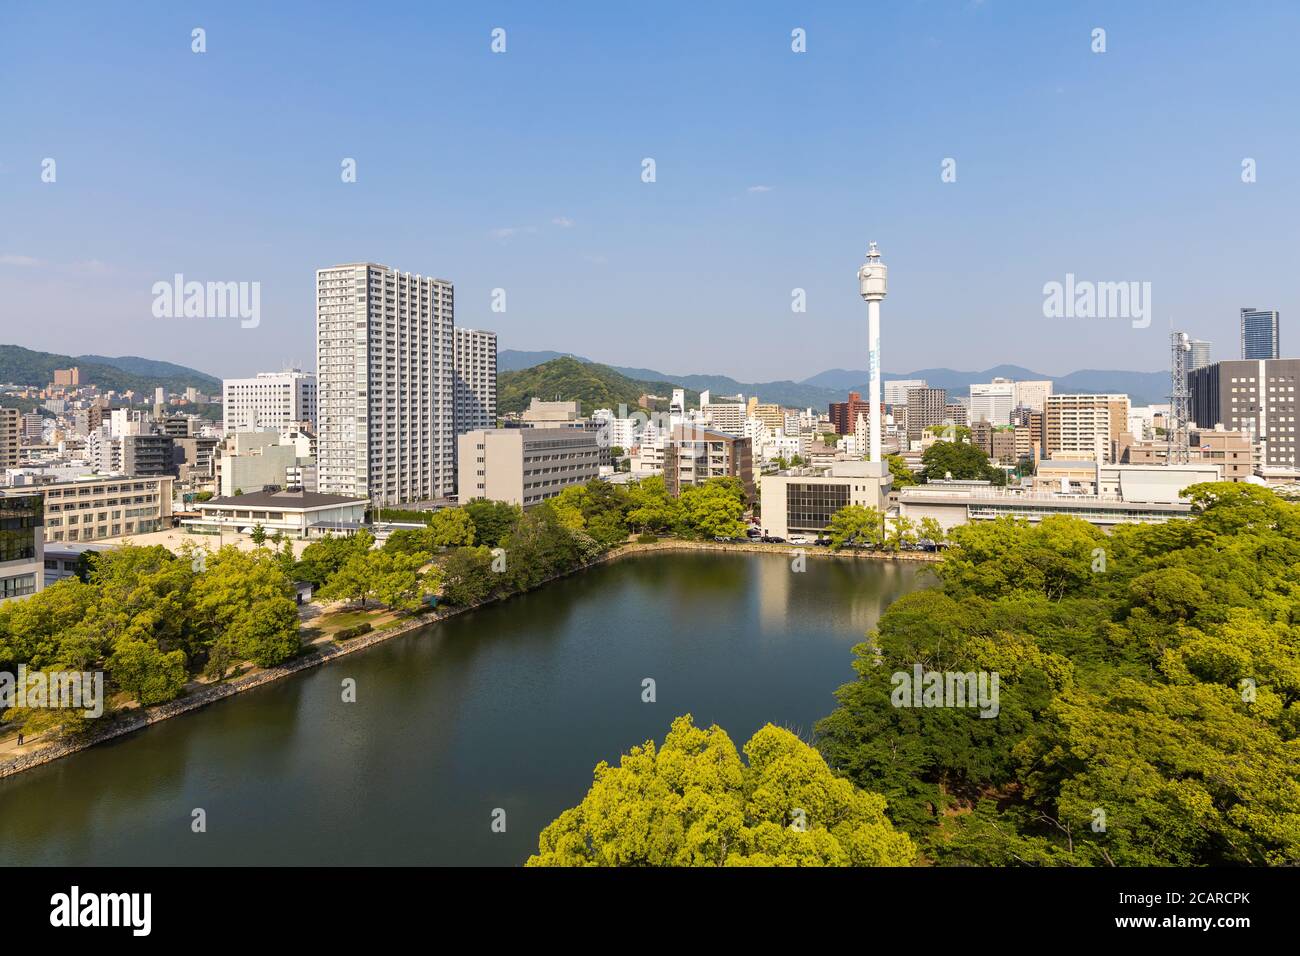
[427, 507, 476, 547]
[826, 505, 884, 550]
[439, 545, 498, 606]
[250, 523, 267, 546]
[679, 479, 746, 539]
[528, 715, 915, 866]
[886, 454, 917, 488]
[226, 596, 302, 668]
[625, 476, 681, 533]
[463, 499, 522, 548]
[920, 440, 1005, 485]
[107, 635, 187, 705]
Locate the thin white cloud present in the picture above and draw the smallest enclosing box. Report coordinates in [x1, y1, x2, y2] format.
[489, 226, 538, 241]
[747, 185, 773, 194]
[552, 216, 575, 228]
[0, 254, 43, 266]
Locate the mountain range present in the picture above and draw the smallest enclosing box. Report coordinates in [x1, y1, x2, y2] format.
[0, 345, 222, 395]
[499, 350, 1171, 408]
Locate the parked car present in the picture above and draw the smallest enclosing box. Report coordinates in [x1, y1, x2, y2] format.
[760, 535, 785, 544]
[788, 535, 810, 545]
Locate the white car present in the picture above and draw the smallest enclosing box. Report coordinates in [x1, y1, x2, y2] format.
[788, 535, 810, 545]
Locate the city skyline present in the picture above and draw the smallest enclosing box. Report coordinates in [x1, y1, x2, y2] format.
[3, 2, 1299, 380]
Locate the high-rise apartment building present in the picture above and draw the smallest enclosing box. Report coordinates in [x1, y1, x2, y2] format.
[663, 425, 755, 501]
[453, 328, 497, 435]
[905, 387, 948, 445]
[1189, 358, 1300, 471]
[829, 392, 874, 435]
[1189, 339, 1212, 370]
[0, 407, 18, 469]
[222, 369, 317, 433]
[884, 379, 926, 407]
[316, 262, 455, 504]
[1240, 308, 1280, 360]
[1044, 394, 1131, 463]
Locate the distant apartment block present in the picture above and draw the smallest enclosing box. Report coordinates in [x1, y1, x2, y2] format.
[905, 387, 948, 445]
[453, 327, 497, 435]
[701, 401, 746, 435]
[1189, 339, 1212, 370]
[51, 367, 80, 388]
[458, 427, 601, 507]
[42, 475, 174, 543]
[1240, 308, 1280, 360]
[0, 408, 18, 469]
[222, 369, 317, 433]
[316, 263, 455, 504]
[0, 490, 44, 602]
[884, 379, 925, 407]
[1044, 394, 1130, 463]
[829, 392, 876, 435]
[663, 425, 755, 501]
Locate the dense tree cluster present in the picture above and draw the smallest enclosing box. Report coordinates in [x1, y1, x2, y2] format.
[0, 544, 302, 731]
[815, 483, 1300, 865]
[528, 715, 915, 867]
[433, 477, 748, 608]
[919, 440, 1007, 485]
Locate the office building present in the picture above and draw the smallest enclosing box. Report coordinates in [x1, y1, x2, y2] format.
[222, 369, 317, 433]
[0, 490, 43, 602]
[1240, 308, 1280, 360]
[1044, 394, 1130, 463]
[1124, 428, 1253, 481]
[458, 427, 602, 507]
[970, 379, 1015, 424]
[216, 431, 316, 497]
[316, 262, 455, 504]
[759, 461, 893, 540]
[121, 433, 177, 477]
[42, 475, 174, 543]
[1189, 358, 1300, 470]
[663, 425, 755, 501]
[1013, 380, 1054, 412]
[1189, 339, 1212, 370]
[453, 327, 497, 435]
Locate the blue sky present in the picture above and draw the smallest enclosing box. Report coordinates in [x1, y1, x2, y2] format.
[2, 0, 1298, 382]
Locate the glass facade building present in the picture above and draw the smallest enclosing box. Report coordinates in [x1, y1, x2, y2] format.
[1241, 308, 1280, 360]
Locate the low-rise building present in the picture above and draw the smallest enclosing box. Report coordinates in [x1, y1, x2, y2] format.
[42, 475, 174, 543]
[0, 490, 44, 602]
[760, 460, 892, 540]
[457, 427, 602, 507]
[185, 489, 369, 539]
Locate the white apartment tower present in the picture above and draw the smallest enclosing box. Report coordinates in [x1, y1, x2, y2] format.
[222, 369, 317, 433]
[453, 327, 498, 434]
[316, 262, 455, 504]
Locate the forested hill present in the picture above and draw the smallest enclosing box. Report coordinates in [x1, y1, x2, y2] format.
[497, 356, 700, 415]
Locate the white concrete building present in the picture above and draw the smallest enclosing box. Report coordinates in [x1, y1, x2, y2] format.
[1013, 380, 1054, 412]
[187, 489, 369, 539]
[0, 490, 43, 602]
[970, 379, 1016, 424]
[316, 262, 455, 505]
[759, 461, 893, 540]
[701, 401, 746, 435]
[884, 379, 926, 407]
[453, 327, 497, 434]
[222, 369, 317, 433]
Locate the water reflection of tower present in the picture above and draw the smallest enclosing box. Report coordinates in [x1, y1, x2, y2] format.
[757, 553, 791, 636]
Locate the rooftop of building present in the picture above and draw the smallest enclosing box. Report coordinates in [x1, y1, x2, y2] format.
[198, 489, 368, 510]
